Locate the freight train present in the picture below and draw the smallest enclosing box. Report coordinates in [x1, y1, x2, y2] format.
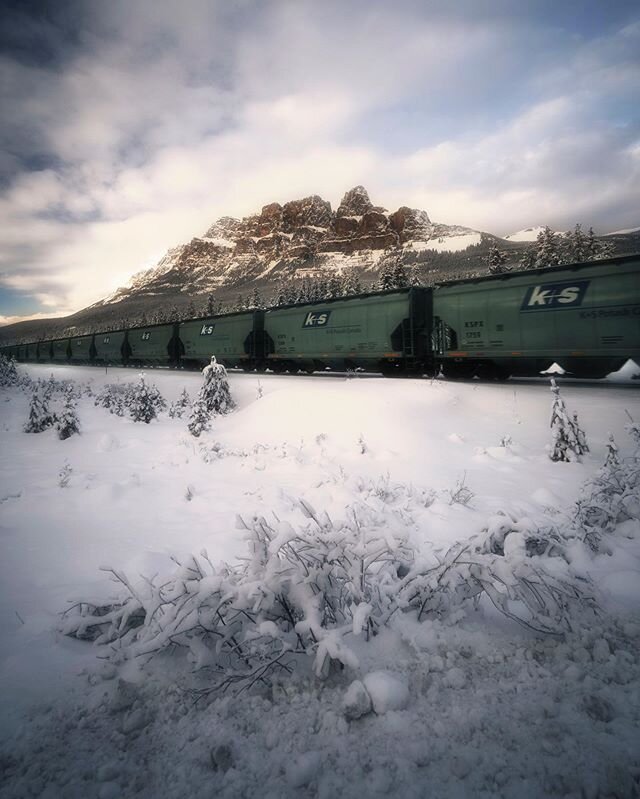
[2, 254, 639, 379]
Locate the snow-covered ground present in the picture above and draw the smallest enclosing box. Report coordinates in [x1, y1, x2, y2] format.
[1, 364, 639, 798]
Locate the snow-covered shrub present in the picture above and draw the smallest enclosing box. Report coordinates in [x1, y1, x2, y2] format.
[447, 473, 474, 506]
[56, 384, 80, 440]
[62, 500, 413, 692]
[58, 462, 73, 488]
[548, 379, 588, 462]
[573, 428, 640, 551]
[168, 388, 191, 419]
[399, 531, 595, 636]
[128, 374, 166, 423]
[24, 383, 56, 433]
[62, 492, 598, 694]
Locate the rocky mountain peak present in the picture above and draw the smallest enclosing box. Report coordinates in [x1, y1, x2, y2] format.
[89, 186, 487, 314]
[337, 185, 373, 218]
[282, 194, 333, 230]
[202, 216, 241, 240]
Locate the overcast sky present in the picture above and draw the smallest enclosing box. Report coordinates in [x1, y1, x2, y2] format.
[1, 0, 639, 325]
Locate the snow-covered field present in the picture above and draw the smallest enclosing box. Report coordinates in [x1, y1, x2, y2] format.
[1, 364, 639, 798]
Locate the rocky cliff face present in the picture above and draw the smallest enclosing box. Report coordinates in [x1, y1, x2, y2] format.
[96, 186, 483, 307]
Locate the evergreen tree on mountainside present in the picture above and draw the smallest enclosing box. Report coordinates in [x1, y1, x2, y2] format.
[534, 226, 562, 268]
[519, 223, 616, 272]
[249, 287, 264, 310]
[276, 279, 288, 306]
[486, 245, 510, 274]
[377, 260, 395, 291]
[586, 226, 615, 260]
[561, 224, 590, 264]
[327, 274, 343, 298]
[342, 267, 363, 295]
[391, 258, 410, 288]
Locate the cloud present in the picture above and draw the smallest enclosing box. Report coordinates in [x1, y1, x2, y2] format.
[0, 1, 638, 324]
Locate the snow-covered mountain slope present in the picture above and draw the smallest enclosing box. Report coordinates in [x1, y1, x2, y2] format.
[607, 226, 640, 235]
[92, 187, 485, 308]
[504, 226, 552, 242]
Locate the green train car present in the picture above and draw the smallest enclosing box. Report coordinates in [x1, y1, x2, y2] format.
[126, 323, 179, 366]
[179, 311, 261, 369]
[50, 338, 71, 363]
[433, 255, 640, 378]
[93, 330, 127, 365]
[69, 335, 95, 364]
[263, 288, 431, 373]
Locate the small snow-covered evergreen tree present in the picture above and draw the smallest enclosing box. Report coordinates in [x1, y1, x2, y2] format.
[199, 356, 235, 415]
[169, 388, 191, 419]
[187, 395, 211, 437]
[187, 357, 234, 436]
[57, 384, 80, 440]
[604, 433, 619, 468]
[128, 374, 166, 423]
[0, 355, 19, 387]
[548, 379, 588, 461]
[24, 384, 56, 433]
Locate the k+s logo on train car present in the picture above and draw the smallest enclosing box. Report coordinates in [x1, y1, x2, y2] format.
[199, 324, 216, 336]
[520, 280, 589, 311]
[302, 311, 331, 328]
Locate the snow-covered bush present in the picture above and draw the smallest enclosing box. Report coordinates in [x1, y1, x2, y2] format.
[58, 462, 73, 488]
[24, 382, 56, 433]
[548, 379, 588, 462]
[573, 428, 640, 551]
[62, 500, 412, 690]
[446, 473, 474, 506]
[168, 388, 191, 418]
[62, 493, 597, 695]
[56, 384, 80, 440]
[625, 411, 640, 449]
[128, 374, 166, 423]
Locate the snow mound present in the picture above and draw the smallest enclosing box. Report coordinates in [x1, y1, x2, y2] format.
[362, 671, 409, 714]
